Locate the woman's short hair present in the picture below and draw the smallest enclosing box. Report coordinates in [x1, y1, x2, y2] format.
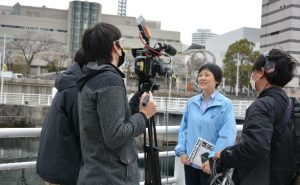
[81, 23, 121, 65]
[252, 48, 297, 87]
[198, 63, 223, 88]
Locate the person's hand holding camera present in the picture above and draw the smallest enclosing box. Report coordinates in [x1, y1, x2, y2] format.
[139, 92, 156, 119]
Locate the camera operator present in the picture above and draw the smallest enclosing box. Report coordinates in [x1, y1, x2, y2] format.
[76, 23, 157, 185]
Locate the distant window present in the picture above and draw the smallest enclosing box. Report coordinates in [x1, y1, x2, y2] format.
[27, 11, 32, 16]
[34, 12, 40, 17]
[83, 23, 88, 29]
[270, 31, 279, 36]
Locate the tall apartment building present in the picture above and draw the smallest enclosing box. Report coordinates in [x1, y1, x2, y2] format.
[67, 1, 101, 54]
[192, 29, 217, 47]
[117, 0, 127, 16]
[0, 1, 182, 73]
[260, 0, 300, 55]
[260, 0, 300, 94]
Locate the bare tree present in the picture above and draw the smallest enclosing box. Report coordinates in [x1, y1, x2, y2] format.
[122, 50, 136, 88]
[41, 46, 70, 75]
[4, 49, 18, 71]
[8, 31, 59, 68]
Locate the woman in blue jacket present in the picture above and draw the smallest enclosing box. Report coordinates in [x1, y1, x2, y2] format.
[175, 63, 237, 185]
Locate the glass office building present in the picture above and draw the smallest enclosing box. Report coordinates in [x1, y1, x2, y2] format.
[68, 1, 101, 55]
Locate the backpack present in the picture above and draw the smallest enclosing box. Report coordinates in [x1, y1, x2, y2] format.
[269, 96, 300, 185]
[290, 97, 300, 185]
[278, 97, 300, 185]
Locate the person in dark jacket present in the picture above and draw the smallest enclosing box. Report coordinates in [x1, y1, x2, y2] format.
[76, 23, 157, 185]
[214, 49, 297, 185]
[36, 49, 88, 185]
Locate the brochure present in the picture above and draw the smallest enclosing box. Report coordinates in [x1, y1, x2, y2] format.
[189, 137, 215, 167]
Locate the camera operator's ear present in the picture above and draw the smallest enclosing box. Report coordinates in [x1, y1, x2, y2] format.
[112, 41, 122, 57]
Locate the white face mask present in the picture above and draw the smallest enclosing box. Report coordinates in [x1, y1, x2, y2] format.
[250, 78, 256, 91]
[250, 73, 258, 91]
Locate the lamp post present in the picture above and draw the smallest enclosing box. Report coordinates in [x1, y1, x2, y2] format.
[222, 77, 226, 93]
[235, 53, 240, 96]
[0, 34, 6, 103]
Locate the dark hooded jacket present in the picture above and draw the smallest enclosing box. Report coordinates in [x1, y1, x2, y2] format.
[76, 62, 147, 185]
[37, 63, 83, 185]
[220, 87, 297, 185]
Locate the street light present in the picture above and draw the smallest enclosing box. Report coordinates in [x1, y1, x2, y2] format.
[0, 34, 6, 103]
[234, 53, 251, 96]
[222, 77, 226, 93]
[235, 53, 241, 96]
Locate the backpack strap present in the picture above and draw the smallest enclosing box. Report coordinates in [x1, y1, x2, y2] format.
[275, 98, 293, 135]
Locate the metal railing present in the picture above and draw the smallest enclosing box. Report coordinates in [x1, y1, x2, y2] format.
[0, 93, 253, 118]
[0, 126, 243, 185]
[0, 93, 53, 105]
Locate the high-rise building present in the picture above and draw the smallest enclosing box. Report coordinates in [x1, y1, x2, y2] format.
[68, 1, 101, 54]
[260, 0, 300, 56]
[260, 0, 300, 94]
[118, 0, 127, 16]
[192, 29, 217, 47]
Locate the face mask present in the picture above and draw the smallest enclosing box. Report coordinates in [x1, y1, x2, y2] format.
[250, 78, 256, 91]
[118, 49, 125, 67]
[250, 73, 258, 91]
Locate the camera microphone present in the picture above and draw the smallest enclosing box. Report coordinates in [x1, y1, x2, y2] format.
[136, 16, 151, 43]
[160, 43, 177, 56]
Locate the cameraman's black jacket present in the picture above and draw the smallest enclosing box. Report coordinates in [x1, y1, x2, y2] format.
[36, 63, 83, 185]
[220, 87, 297, 185]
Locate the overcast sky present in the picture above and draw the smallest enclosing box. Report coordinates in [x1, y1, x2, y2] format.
[4, 0, 262, 45]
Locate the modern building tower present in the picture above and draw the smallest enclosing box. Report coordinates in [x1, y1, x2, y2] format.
[260, 0, 300, 95]
[192, 29, 217, 47]
[67, 1, 101, 55]
[260, 0, 300, 56]
[118, 0, 127, 16]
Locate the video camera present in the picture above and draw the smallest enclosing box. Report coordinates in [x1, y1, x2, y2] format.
[132, 16, 176, 92]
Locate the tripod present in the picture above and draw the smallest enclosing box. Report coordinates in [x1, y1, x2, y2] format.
[143, 116, 162, 185]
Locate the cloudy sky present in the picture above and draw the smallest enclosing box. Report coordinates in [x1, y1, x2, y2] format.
[4, 0, 262, 45]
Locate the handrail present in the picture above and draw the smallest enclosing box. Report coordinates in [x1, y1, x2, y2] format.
[0, 92, 53, 105]
[0, 125, 243, 185]
[0, 126, 243, 138]
[0, 128, 41, 138]
[0, 92, 253, 118]
[0, 151, 176, 171]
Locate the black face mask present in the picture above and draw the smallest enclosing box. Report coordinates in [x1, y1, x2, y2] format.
[118, 49, 125, 67]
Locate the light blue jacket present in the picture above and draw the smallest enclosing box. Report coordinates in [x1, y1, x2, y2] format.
[175, 91, 237, 164]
